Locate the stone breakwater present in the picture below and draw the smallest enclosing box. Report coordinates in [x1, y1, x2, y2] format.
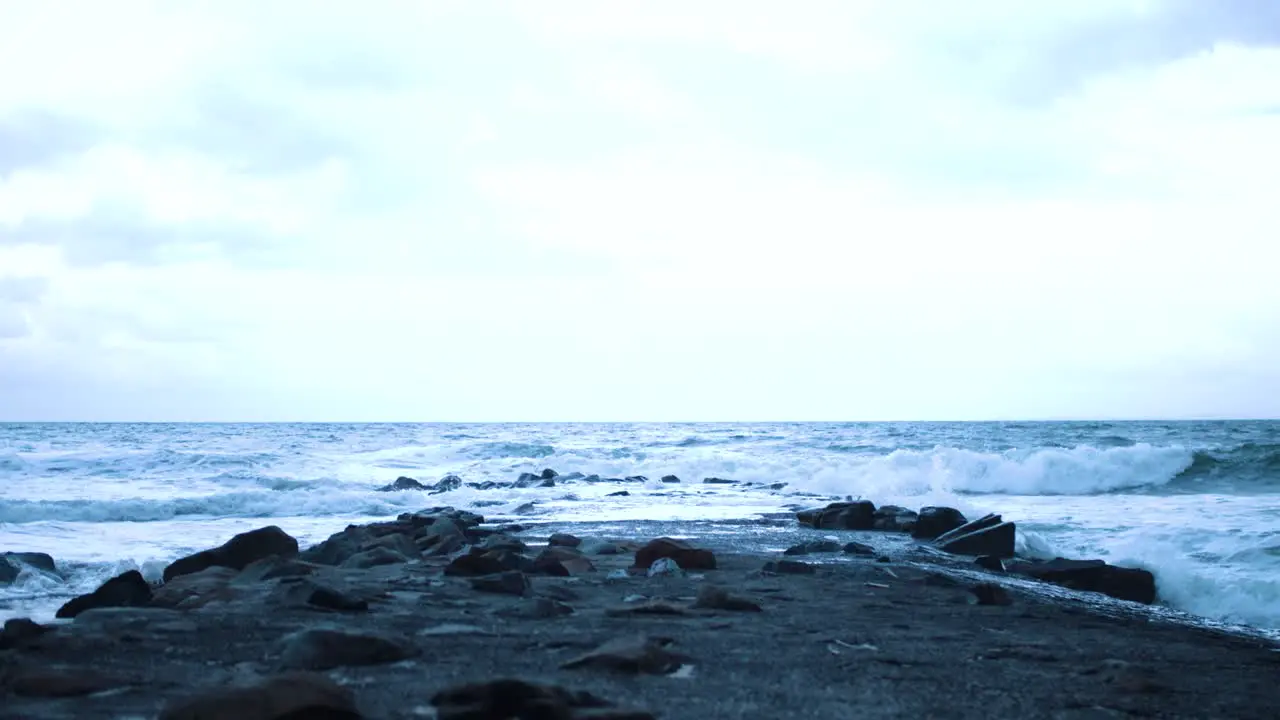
[2, 474, 1278, 718]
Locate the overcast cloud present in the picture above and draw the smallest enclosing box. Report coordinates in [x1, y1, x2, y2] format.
[1, 0, 1278, 421]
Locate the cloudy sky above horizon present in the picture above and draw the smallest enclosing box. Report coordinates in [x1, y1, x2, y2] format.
[2, 0, 1279, 421]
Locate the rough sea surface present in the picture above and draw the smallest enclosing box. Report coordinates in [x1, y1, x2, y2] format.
[2, 421, 1278, 631]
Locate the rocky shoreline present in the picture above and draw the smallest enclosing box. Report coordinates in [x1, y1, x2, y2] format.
[3, 476, 1279, 718]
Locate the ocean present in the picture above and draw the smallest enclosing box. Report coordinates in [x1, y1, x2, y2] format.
[2, 421, 1278, 633]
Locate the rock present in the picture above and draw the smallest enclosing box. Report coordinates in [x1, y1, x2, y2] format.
[702, 477, 735, 484]
[159, 672, 361, 720]
[471, 571, 531, 596]
[8, 668, 125, 698]
[970, 583, 1013, 606]
[236, 557, 319, 584]
[1007, 558, 1157, 605]
[646, 558, 682, 577]
[605, 601, 687, 617]
[625, 475, 648, 483]
[796, 501, 876, 530]
[911, 506, 969, 540]
[151, 567, 239, 609]
[560, 472, 586, 481]
[842, 542, 876, 556]
[164, 526, 299, 582]
[0, 617, 49, 649]
[784, 540, 842, 555]
[762, 560, 816, 575]
[476, 534, 529, 553]
[607, 490, 631, 497]
[633, 537, 716, 571]
[468, 481, 503, 491]
[378, 475, 427, 491]
[535, 546, 596, 575]
[277, 579, 369, 612]
[935, 516, 1016, 558]
[975, 555, 1006, 572]
[513, 501, 540, 514]
[340, 546, 409, 569]
[1, 551, 58, 583]
[660, 475, 681, 483]
[55, 570, 152, 619]
[549, 532, 582, 548]
[872, 505, 919, 532]
[562, 635, 688, 675]
[445, 553, 517, 577]
[431, 678, 654, 720]
[580, 539, 621, 555]
[430, 474, 464, 494]
[693, 585, 762, 612]
[933, 513, 1001, 544]
[279, 628, 418, 670]
[499, 597, 575, 619]
[514, 472, 555, 488]
[541, 468, 559, 479]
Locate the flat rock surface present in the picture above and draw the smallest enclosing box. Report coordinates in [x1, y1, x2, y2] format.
[2, 524, 1278, 719]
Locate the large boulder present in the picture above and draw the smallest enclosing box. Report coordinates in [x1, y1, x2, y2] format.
[872, 505, 919, 533]
[279, 628, 418, 671]
[377, 476, 428, 492]
[633, 538, 716, 571]
[934, 514, 1016, 558]
[163, 526, 299, 582]
[796, 501, 876, 530]
[1007, 558, 1157, 605]
[1, 552, 58, 584]
[911, 507, 968, 540]
[56, 570, 152, 619]
[160, 672, 361, 720]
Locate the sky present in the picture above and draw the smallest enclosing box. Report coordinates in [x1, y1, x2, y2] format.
[1, 0, 1279, 422]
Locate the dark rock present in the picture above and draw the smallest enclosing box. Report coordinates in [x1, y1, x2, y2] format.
[766, 482, 788, 490]
[151, 567, 238, 609]
[340, 546, 409, 569]
[430, 474, 464, 494]
[513, 501, 539, 514]
[445, 553, 516, 577]
[562, 635, 689, 675]
[784, 540, 843, 555]
[607, 490, 631, 497]
[279, 579, 368, 612]
[471, 571, 531, 596]
[467, 481, 503, 491]
[797, 501, 876, 530]
[1, 552, 58, 583]
[975, 555, 1006, 572]
[633, 538, 716, 571]
[431, 678, 653, 720]
[236, 556, 318, 584]
[475, 534, 528, 553]
[498, 597, 575, 619]
[9, 668, 124, 698]
[536, 546, 596, 575]
[693, 585, 762, 612]
[935, 517, 1016, 558]
[911, 506, 969, 540]
[279, 627, 418, 671]
[605, 601, 687, 617]
[970, 583, 1013, 606]
[541, 468, 559, 479]
[1007, 558, 1157, 605]
[549, 532, 583, 548]
[164, 526, 299, 582]
[580, 539, 621, 555]
[159, 672, 361, 720]
[842, 542, 876, 556]
[624, 476, 648, 483]
[872, 505, 919, 532]
[378, 475, 427, 491]
[762, 560, 816, 575]
[56, 570, 152, 619]
[514, 472, 554, 488]
[933, 513, 1002, 544]
[702, 477, 735, 484]
[876, 556, 892, 563]
[661, 475, 681, 483]
[0, 617, 49, 649]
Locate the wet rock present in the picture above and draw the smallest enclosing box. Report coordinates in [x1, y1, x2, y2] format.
[0, 617, 49, 649]
[606, 490, 631, 497]
[911, 506, 968, 540]
[430, 474, 464, 494]
[975, 555, 1006, 572]
[151, 567, 239, 609]
[581, 539, 621, 555]
[471, 571, 531, 596]
[624, 475, 648, 483]
[431, 678, 654, 720]
[562, 635, 689, 675]
[378, 475, 428, 491]
[513, 501, 540, 514]
[7, 667, 125, 698]
[340, 546, 409, 569]
[633, 537, 716, 571]
[279, 627, 418, 670]
[693, 585, 762, 612]
[1007, 558, 1157, 605]
[660, 475, 681, 483]
[164, 526, 299, 582]
[159, 672, 361, 720]
[541, 468, 559, 479]
[236, 556, 319, 584]
[970, 583, 1013, 606]
[1, 552, 58, 583]
[872, 505, 919, 533]
[515, 472, 555, 488]
[498, 596, 575, 619]
[535, 546, 596, 575]
[842, 542, 877, 556]
[445, 553, 516, 577]
[797, 501, 876, 530]
[934, 514, 1016, 558]
[55, 570, 152, 619]
[467, 481, 503, 491]
[762, 560, 816, 575]
[703, 477, 735, 484]
[476, 534, 529, 553]
[549, 532, 583, 548]
[784, 540, 842, 555]
[277, 578, 369, 612]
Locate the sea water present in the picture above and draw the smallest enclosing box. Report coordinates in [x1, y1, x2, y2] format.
[2, 421, 1278, 631]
